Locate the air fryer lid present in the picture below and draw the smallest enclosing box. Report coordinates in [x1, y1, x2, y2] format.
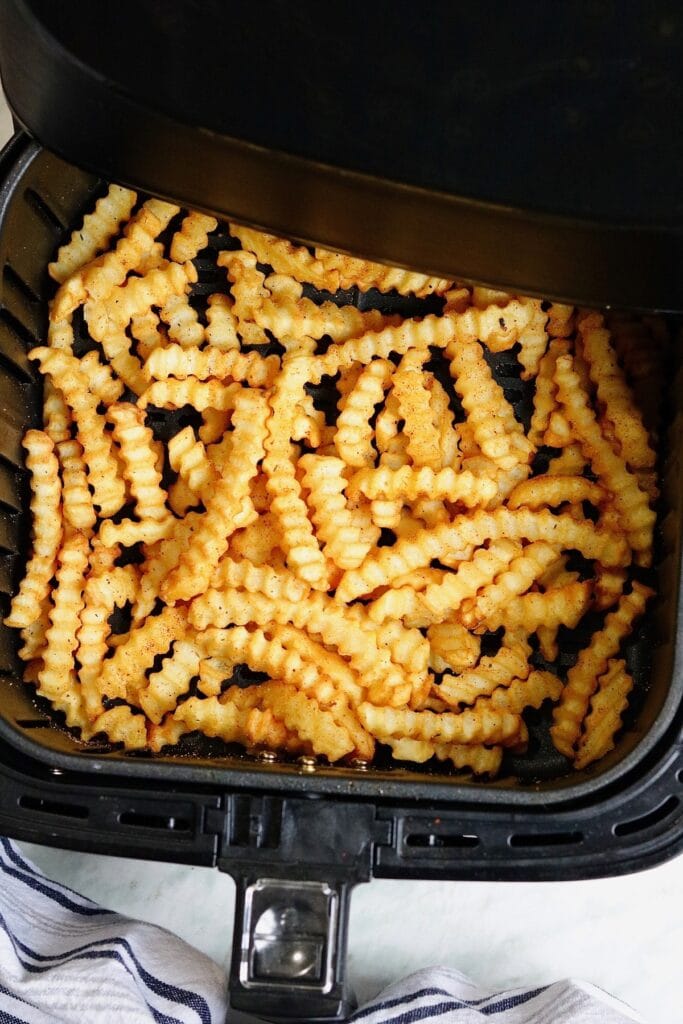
[0, 0, 682, 311]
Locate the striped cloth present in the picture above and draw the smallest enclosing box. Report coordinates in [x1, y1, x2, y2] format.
[0, 840, 643, 1023]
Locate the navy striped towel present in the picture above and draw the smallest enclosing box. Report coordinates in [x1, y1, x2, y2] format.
[0, 840, 644, 1023]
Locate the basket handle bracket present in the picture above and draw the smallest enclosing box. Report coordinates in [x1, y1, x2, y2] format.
[217, 795, 386, 1021]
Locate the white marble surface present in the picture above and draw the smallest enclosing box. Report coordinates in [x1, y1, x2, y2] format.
[2, 90, 682, 1023]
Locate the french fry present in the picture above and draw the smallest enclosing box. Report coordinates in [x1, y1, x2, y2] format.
[515, 299, 548, 380]
[580, 317, 655, 471]
[337, 508, 629, 603]
[529, 339, 571, 446]
[574, 659, 633, 769]
[300, 455, 376, 569]
[448, 333, 534, 471]
[36, 531, 89, 728]
[427, 622, 481, 674]
[170, 211, 217, 263]
[314, 245, 452, 297]
[97, 605, 187, 707]
[5, 432, 63, 629]
[555, 354, 655, 564]
[89, 705, 147, 749]
[29, 349, 126, 517]
[230, 224, 340, 291]
[392, 349, 441, 469]
[508, 475, 605, 511]
[358, 701, 523, 746]
[162, 389, 269, 601]
[100, 403, 172, 547]
[139, 639, 202, 724]
[53, 199, 179, 319]
[143, 342, 280, 388]
[48, 184, 138, 284]
[551, 582, 652, 757]
[459, 542, 560, 628]
[264, 358, 328, 587]
[334, 359, 393, 467]
[348, 465, 497, 506]
[435, 642, 531, 707]
[483, 580, 593, 633]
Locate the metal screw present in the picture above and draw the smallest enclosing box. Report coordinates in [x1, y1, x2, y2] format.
[350, 758, 370, 772]
[257, 750, 278, 763]
[297, 755, 317, 773]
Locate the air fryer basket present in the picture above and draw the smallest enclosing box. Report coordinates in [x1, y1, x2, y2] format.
[1, 133, 683, 1021]
[0, 133, 680, 802]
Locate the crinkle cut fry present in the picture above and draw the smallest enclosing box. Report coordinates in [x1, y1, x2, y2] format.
[358, 701, 523, 746]
[392, 349, 441, 469]
[96, 605, 187, 706]
[264, 357, 328, 587]
[313, 247, 452, 297]
[5, 431, 62, 629]
[162, 389, 269, 602]
[230, 223, 341, 290]
[483, 580, 593, 632]
[551, 582, 652, 758]
[311, 312, 458, 381]
[143, 343, 280, 388]
[48, 183, 138, 284]
[459, 541, 559, 628]
[554, 353, 655, 564]
[140, 378, 243, 412]
[574, 659, 634, 769]
[528, 338, 571, 446]
[85, 262, 196, 394]
[334, 359, 393, 467]
[300, 455, 375, 570]
[100, 403, 172, 547]
[435, 642, 531, 707]
[515, 298, 548, 380]
[188, 588, 411, 704]
[336, 508, 630, 603]
[29, 348, 125, 517]
[579, 317, 655, 471]
[52, 198, 179, 320]
[36, 531, 89, 729]
[139, 639, 202, 724]
[447, 331, 534, 471]
[78, 553, 137, 721]
[227, 253, 369, 352]
[170, 211, 217, 263]
[348, 465, 497, 505]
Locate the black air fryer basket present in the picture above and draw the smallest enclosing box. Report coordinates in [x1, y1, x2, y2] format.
[1, 3, 683, 1020]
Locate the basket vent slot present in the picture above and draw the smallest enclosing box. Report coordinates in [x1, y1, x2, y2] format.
[613, 796, 679, 837]
[24, 188, 66, 233]
[405, 831, 479, 849]
[508, 831, 583, 848]
[118, 810, 191, 832]
[15, 718, 50, 729]
[18, 794, 88, 819]
[3, 265, 40, 306]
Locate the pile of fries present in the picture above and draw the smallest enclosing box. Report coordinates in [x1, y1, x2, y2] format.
[5, 184, 664, 776]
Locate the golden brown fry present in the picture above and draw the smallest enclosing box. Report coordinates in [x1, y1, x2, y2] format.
[555, 354, 655, 564]
[574, 659, 633, 769]
[5, 432, 62, 629]
[28, 348, 126, 517]
[551, 582, 652, 757]
[49, 184, 138, 284]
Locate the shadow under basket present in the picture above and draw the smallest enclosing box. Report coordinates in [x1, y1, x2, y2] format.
[0, 132, 683, 1022]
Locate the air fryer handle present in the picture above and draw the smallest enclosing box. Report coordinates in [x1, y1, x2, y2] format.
[228, 874, 356, 1022]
